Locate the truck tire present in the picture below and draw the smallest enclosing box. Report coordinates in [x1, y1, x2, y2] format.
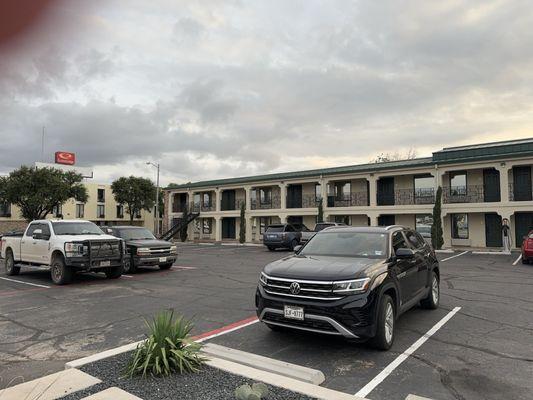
[105, 265, 123, 279]
[50, 255, 73, 285]
[420, 271, 439, 309]
[289, 239, 298, 251]
[159, 263, 173, 270]
[5, 250, 20, 276]
[370, 294, 395, 351]
[124, 256, 137, 273]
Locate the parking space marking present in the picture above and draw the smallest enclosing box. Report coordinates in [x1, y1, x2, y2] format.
[194, 316, 259, 343]
[355, 306, 461, 399]
[440, 251, 469, 262]
[513, 254, 523, 265]
[122, 275, 133, 278]
[0, 276, 51, 288]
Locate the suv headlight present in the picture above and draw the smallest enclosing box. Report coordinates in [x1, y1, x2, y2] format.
[332, 278, 371, 294]
[65, 242, 85, 257]
[259, 272, 268, 286]
[170, 245, 177, 254]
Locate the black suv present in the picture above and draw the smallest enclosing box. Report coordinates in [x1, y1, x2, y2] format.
[256, 226, 439, 350]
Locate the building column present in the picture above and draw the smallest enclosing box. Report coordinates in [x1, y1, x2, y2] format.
[496, 165, 511, 203]
[244, 186, 252, 211]
[279, 183, 287, 210]
[369, 214, 379, 227]
[368, 176, 377, 207]
[245, 216, 253, 243]
[279, 214, 287, 223]
[215, 189, 221, 212]
[215, 216, 222, 242]
[320, 179, 328, 210]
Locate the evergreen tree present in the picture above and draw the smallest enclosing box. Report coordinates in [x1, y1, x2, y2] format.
[431, 186, 444, 249]
[317, 199, 324, 223]
[239, 202, 246, 243]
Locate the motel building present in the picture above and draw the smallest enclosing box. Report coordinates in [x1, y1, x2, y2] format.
[164, 138, 533, 250]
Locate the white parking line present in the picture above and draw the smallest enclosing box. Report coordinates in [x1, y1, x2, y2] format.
[0, 276, 51, 288]
[122, 275, 133, 278]
[513, 254, 523, 265]
[440, 251, 469, 262]
[355, 307, 461, 398]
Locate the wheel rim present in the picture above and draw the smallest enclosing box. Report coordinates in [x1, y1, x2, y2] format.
[432, 276, 439, 304]
[384, 303, 394, 344]
[52, 264, 62, 282]
[6, 256, 13, 272]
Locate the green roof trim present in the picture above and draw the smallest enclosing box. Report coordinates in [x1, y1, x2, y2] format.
[165, 137, 533, 191]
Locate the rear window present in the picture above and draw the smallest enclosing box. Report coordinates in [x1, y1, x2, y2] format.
[266, 225, 284, 232]
[315, 223, 333, 232]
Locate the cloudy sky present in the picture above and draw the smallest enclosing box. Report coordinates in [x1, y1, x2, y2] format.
[1, 0, 532, 186]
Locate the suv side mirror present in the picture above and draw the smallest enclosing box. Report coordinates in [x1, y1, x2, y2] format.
[396, 248, 415, 258]
[32, 229, 43, 240]
[293, 245, 302, 253]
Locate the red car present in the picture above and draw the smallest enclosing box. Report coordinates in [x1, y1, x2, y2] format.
[521, 231, 533, 264]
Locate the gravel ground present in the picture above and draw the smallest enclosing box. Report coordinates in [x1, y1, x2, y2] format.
[59, 352, 317, 400]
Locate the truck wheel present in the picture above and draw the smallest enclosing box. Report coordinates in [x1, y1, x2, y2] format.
[159, 263, 173, 270]
[370, 294, 395, 351]
[105, 265, 123, 279]
[5, 250, 20, 276]
[50, 256, 73, 285]
[289, 239, 298, 251]
[124, 256, 137, 273]
[420, 272, 440, 310]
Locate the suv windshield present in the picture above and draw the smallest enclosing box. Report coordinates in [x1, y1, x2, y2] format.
[118, 228, 156, 240]
[301, 231, 388, 258]
[52, 222, 103, 236]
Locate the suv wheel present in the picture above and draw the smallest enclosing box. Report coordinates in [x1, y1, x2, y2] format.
[5, 250, 20, 276]
[421, 272, 440, 309]
[371, 294, 395, 350]
[50, 256, 73, 285]
[124, 256, 137, 273]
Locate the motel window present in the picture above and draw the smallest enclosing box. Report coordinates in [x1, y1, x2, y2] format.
[52, 204, 63, 217]
[415, 214, 433, 239]
[414, 175, 434, 203]
[135, 210, 142, 219]
[203, 219, 212, 234]
[259, 217, 271, 234]
[451, 214, 469, 239]
[193, 193, 201, 206]
[202, 192, 212, 207]
[97, 204, 105, 219]
[194, 219, 201, 232]
[449, 171, 467, 195]
[0, 203, 11, 217]
[116, 205, 124, 219]
[76, 204, 85, 218]
[260, 188, 272, 204]
[97, 188, 105, 202]
[334, 182, 351, 199]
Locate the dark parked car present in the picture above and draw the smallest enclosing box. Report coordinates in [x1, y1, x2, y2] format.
[256, 225, 440, 350]
[105, 226, 177, 273]
[263, 223, 306, 251]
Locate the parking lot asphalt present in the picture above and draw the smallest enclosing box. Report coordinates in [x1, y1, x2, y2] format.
[0, 245, 532, 400]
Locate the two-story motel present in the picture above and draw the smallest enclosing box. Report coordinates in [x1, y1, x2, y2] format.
[163, 138, 533, 249]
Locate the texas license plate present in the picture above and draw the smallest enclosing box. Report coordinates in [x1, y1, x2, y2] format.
[100, 260, 111, 267]
[159, 257, 167, 262]
[284, 305, 304, 320]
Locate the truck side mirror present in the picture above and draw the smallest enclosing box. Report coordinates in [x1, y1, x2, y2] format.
[32, 229, 43, 240]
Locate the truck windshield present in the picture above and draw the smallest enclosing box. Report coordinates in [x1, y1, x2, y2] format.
[52, 222, 103, 236]
[118, 228, 156, 240]
[300, 232, 388, 258]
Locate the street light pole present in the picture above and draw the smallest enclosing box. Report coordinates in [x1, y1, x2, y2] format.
[147, 162, 160, 236]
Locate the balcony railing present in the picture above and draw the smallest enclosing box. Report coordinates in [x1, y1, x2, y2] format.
[191, 202, 216, 212]
[287, 195, 321, 208]
[251, 195, 281, 210]
[442, 185, 500, 203]
[221, 199, 246, 211]
[327, 192, 368, 207]
[172, 202, 188, 213]
[509, 183, 533, 201]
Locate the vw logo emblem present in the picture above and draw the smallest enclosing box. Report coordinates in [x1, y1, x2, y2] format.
[289, 282, 300, 295]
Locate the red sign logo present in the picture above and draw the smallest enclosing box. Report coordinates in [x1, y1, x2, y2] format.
[55, 152, 76, 165]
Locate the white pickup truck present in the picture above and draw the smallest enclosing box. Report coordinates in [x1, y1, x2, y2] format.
[1, 219, 125, 285]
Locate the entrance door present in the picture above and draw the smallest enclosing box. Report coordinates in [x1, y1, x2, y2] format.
[515, 212, 533, 245]
[485, 214, 503, 247]
[378, 215, 395, 226]
[287, 185, 302, 208]
[513, 166, 532, 201]
[483, 169, 501, 202]
[377, 177, 395, 205]
[221, 190, 236, 210]
[222, 218, 236, 239]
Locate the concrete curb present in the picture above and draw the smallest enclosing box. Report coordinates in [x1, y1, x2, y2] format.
[202, 343, 325, 385]
[405, 395, 434, 400]
[471, 251, 512, 255]
[65, 340, 143, 369]
[82, 387, 142, 400]
[206, 356, 364, 400]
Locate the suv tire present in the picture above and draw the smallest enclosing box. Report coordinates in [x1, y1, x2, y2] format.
[267, 246, 275, 251]
[105, 265, 123, 279]
[420, 271, 439, 309]
[124, 256, 137, 273]
[159, 263, 173, 270]
[371, 294, 395, 351]
[50, 255, 73, 285]
[5, 250, 20, 276]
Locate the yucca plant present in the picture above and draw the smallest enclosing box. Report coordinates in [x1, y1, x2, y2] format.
[125, 310, 207, 377]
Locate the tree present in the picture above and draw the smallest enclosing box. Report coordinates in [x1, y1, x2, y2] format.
[111, 176, 156, 224]
[0, 166, 88, 222]
[239, 202, 246, 244]
[431, 186, 444, 249]
[179, 208, 189, 242]
[371, 148, 417, 163]
[317, 199, 324, 223]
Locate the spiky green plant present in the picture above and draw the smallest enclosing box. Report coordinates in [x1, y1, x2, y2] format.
[235, 382, 269, 400]
[125, 311, 206, 377]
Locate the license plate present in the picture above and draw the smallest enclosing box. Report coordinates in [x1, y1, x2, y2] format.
[100, 260, 111, 267]
[284, 305, 304, 320]
[159, 257, 167, 262]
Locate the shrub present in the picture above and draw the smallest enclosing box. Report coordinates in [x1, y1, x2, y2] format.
[125, 311, 206, 377]
[235, 382, 269, 400]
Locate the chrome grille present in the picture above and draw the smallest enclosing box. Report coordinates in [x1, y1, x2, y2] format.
[264, 276, 342, 300]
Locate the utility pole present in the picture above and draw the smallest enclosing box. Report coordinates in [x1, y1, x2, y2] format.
[147, 162, 160, 236]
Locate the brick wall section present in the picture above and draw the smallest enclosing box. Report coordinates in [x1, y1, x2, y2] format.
[0, 220, 27, 234]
